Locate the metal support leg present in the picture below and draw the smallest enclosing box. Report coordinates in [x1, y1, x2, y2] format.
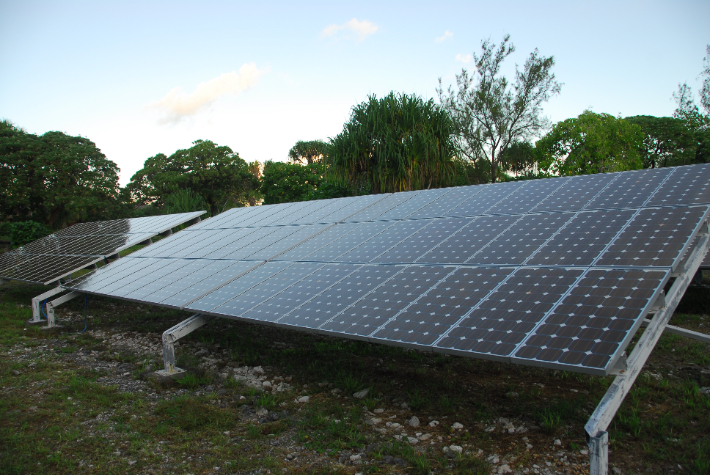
[584, 230, 709, 475]
[642, 319, 710, 344]
[43, 291, 82, 329]
[588, 431, 609, 475]
[30, 286, 65, 323]
[158, 314, 213, 375]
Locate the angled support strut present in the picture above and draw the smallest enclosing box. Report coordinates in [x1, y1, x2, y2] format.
[159, 314, 214, 375]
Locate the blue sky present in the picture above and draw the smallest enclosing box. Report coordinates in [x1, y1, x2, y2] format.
[1, 0, 708, 185]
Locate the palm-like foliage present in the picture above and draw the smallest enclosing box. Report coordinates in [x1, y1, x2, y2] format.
[327, 92, 456, 194]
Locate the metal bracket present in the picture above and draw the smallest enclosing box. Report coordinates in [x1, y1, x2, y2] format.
[138, 238, 153, 246]
[642, 319, 710, 344]
[29, 286, 66, 323]
[608, 352, 628, 376]
[159, 229, 173, 237]
[584, 231, 710, 475]
[158, 314, 213, 375]
[647, 290, 665, 313]
[44, 291, 82, 328]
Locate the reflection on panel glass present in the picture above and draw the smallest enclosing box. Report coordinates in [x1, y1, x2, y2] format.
[647, 164, 710, 207]
[487, 178, 567, 215]
[534, 173, 614, 212]
[585, 168, 671, 211]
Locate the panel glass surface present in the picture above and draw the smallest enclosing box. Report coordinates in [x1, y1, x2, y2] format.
[280, 265, 399, 330]
[444, 181, 524, 217]
[416, 216, 517, 264]
[321, 265, 452, 337]
[487, 178, 568, 215]
[584, 168, 671, 210]
[376, 188, 451, 221]
[408, 186, 485, 220]
[305, 221, 392, 262]
[467, 213, 573, 265]
[374, 267, 514, 345]
[209, 262, 324, 318]
[336, 220, 431, 263]
[526, 209, 636, 266]
[646, 163, 710, 207]
[243, 264, 358, 323]
[373, 218, 469, 264]
[534, 173, 615, 213]
[343, 192, 418, 222]
[437, 267, 584, 357]
[596, 206, 709, 267]
[313, 194, 386, 223]
[248, 224, 328, 260]
[513, 268, 668, 371]
[187, 262, 294, 312]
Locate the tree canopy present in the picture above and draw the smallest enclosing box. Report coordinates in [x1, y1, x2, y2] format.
[260, 161, 326, 205]
[625, 115, 699, 168]
[327, 92, 457, 194]
[288, 140, 328, 164]
[0, 121, 121, 228]
[125, 139, 259, 215]
[438, 35, 561, 183]
[535, 111, 644, 175]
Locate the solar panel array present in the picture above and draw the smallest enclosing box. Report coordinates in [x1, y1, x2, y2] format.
[65, 165, 710, 375]
[0, 212, 205, 285]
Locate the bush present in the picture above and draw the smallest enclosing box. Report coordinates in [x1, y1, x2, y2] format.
[2, 221, 52, 247]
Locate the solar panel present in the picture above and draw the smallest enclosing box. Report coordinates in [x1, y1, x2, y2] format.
[63, 163, 710, 375]
[0, 211, 204, 285]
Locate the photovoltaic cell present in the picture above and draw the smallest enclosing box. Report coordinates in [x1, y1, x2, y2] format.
[376, 188, 451, 221]
[344, 192, 420, 222]
[596, 206, 709, 267]
[445, 181, 524, 217]
[437, 267, 584, 357]
[467, 213, 573, 266]
[373, 218, 469, 264]
[243, 264, 357, 323]
[279, 265, 399, 329]
[526, 209, 636, 266]
[247, 224, 328, 260]
[417, 216, 517, 264]
[321, 265, 452, 337]
[646, 163, 710, 207]
[534, 173, 616, 213]
[305, 221, 393, 262]
[372, 266, 513, 346]
[313, 194, 386, 223]
[487, 178, 568, 215]
[513, 268, 668, 371]
[336, 220, 431, 263]
[408, 186, 485, 219]
[585, 168, 672, 211]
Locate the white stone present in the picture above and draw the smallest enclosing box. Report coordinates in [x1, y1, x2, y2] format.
[296, 396, 310, 403]
[488, 454, 500, 464]
[407, 416, 420, 427]
[498, 464, 512, 474]
[374, 408, 384, 414]
[350, 454, 361, 461]
[452, 422, 464, 430]
[407, 437, 419, 444]
[554, 439, 562, 446]
[428, 420, 439, 427]
[261, 381, 272, 388]
[448, 445, 462, 454]
[353, 388, 369, 399]
[365, 418, 382, 425]
[419, 433, 432, 441]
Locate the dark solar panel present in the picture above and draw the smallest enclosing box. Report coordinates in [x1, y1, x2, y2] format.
[487, 178, 568, 215]
[585, 168, 672, 211]
[373, 218, 469, 264]
[513, 268, 668, 371]
[408, 186, 484, 219]
[646, 164, 710, 207]
[372, 266, 513, 346]
[376, 188, 452, 221]
[344, 192, 421, 222]
[336, 220, 431, 263]
[305, 221, 393, 262]
[445, 181, 524, 217]
[534, 173, 616, 213]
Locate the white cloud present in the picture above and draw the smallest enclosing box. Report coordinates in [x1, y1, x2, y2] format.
[148, 63, 266, 124]
[435, 30, 453, 43]
[455, 53, 472, 63]
[321, 18, 379, 42]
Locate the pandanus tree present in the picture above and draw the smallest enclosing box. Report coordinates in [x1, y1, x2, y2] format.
[327, 92, 457, 194]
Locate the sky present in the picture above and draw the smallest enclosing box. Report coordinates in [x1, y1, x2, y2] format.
[1, 0, 709, 185]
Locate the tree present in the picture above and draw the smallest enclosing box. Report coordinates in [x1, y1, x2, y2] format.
[437, 35, 561, 183]
[0, 121, 122, 228]
[672, 45, 710, 131]
[288, 140, 328, 164]
[535, 111, 644, 175]
[125, 140, 259, 215]
[625, 116, 697, 168]
[260, 161, 325, 205]
[499, 141, 540, 178]
[327, 92, 457, 193]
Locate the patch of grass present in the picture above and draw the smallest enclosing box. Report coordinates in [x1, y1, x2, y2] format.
[407, 388, 428, 411]
[177, 372, 212, 389]
[538, 408, 562, 435]
[154, 396, 236, 431]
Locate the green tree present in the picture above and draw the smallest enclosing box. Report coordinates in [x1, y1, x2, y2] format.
[535, 111, 644, 175]
[499, 141, 541, 178]
[288, 140, 328, 164]
[437, 35, 562, 183]
[672, 45, 710, 131]
[260, 161, 325, 205]
[0, 121, 122, 228]
[625, 116, 698, 168]
[327, 92, 457, 194]
[125, 140, 259, 215]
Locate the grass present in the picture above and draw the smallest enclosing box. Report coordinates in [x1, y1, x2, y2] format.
[0, 275, 709, 474]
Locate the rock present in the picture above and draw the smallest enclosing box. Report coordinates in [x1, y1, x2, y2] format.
[428, 420, 439, 427]
[255, 407, 268, 416]
[11, 370, 20, 376]
[400, 402, 409, 409]
[407, 416, 420, 427]
[252, 366, 264, 374]
[365, 418, 382, 425]
[448, 445, 462, 454]
[386, 422, 402, 429]
[296, 396, 310, 403]
[374, 408, 384, 413]
[261, 381, 272, 388]
[331, 388, 342, 395]
[452, 422, 464, 430]
[353, 388, 369, 399]
[488, 454, 500, 464]
[612, 467, 622, 475]
[498, 464, 512, 474]
[350, 454, 361, 461]
[554, 439, 562, 446]
[407, 437, 419, 444]
[700, 387, 710, 396]
[418, 433, 432, 441]
[505, 391, 519, 398]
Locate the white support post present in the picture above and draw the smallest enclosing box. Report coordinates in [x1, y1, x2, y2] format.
[29, 286, 66, 324]
[642, 319, 710, 344]
[158, 314, 213, 375]
[585, 230, 709, 474]
[43, 291, 82, 329]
